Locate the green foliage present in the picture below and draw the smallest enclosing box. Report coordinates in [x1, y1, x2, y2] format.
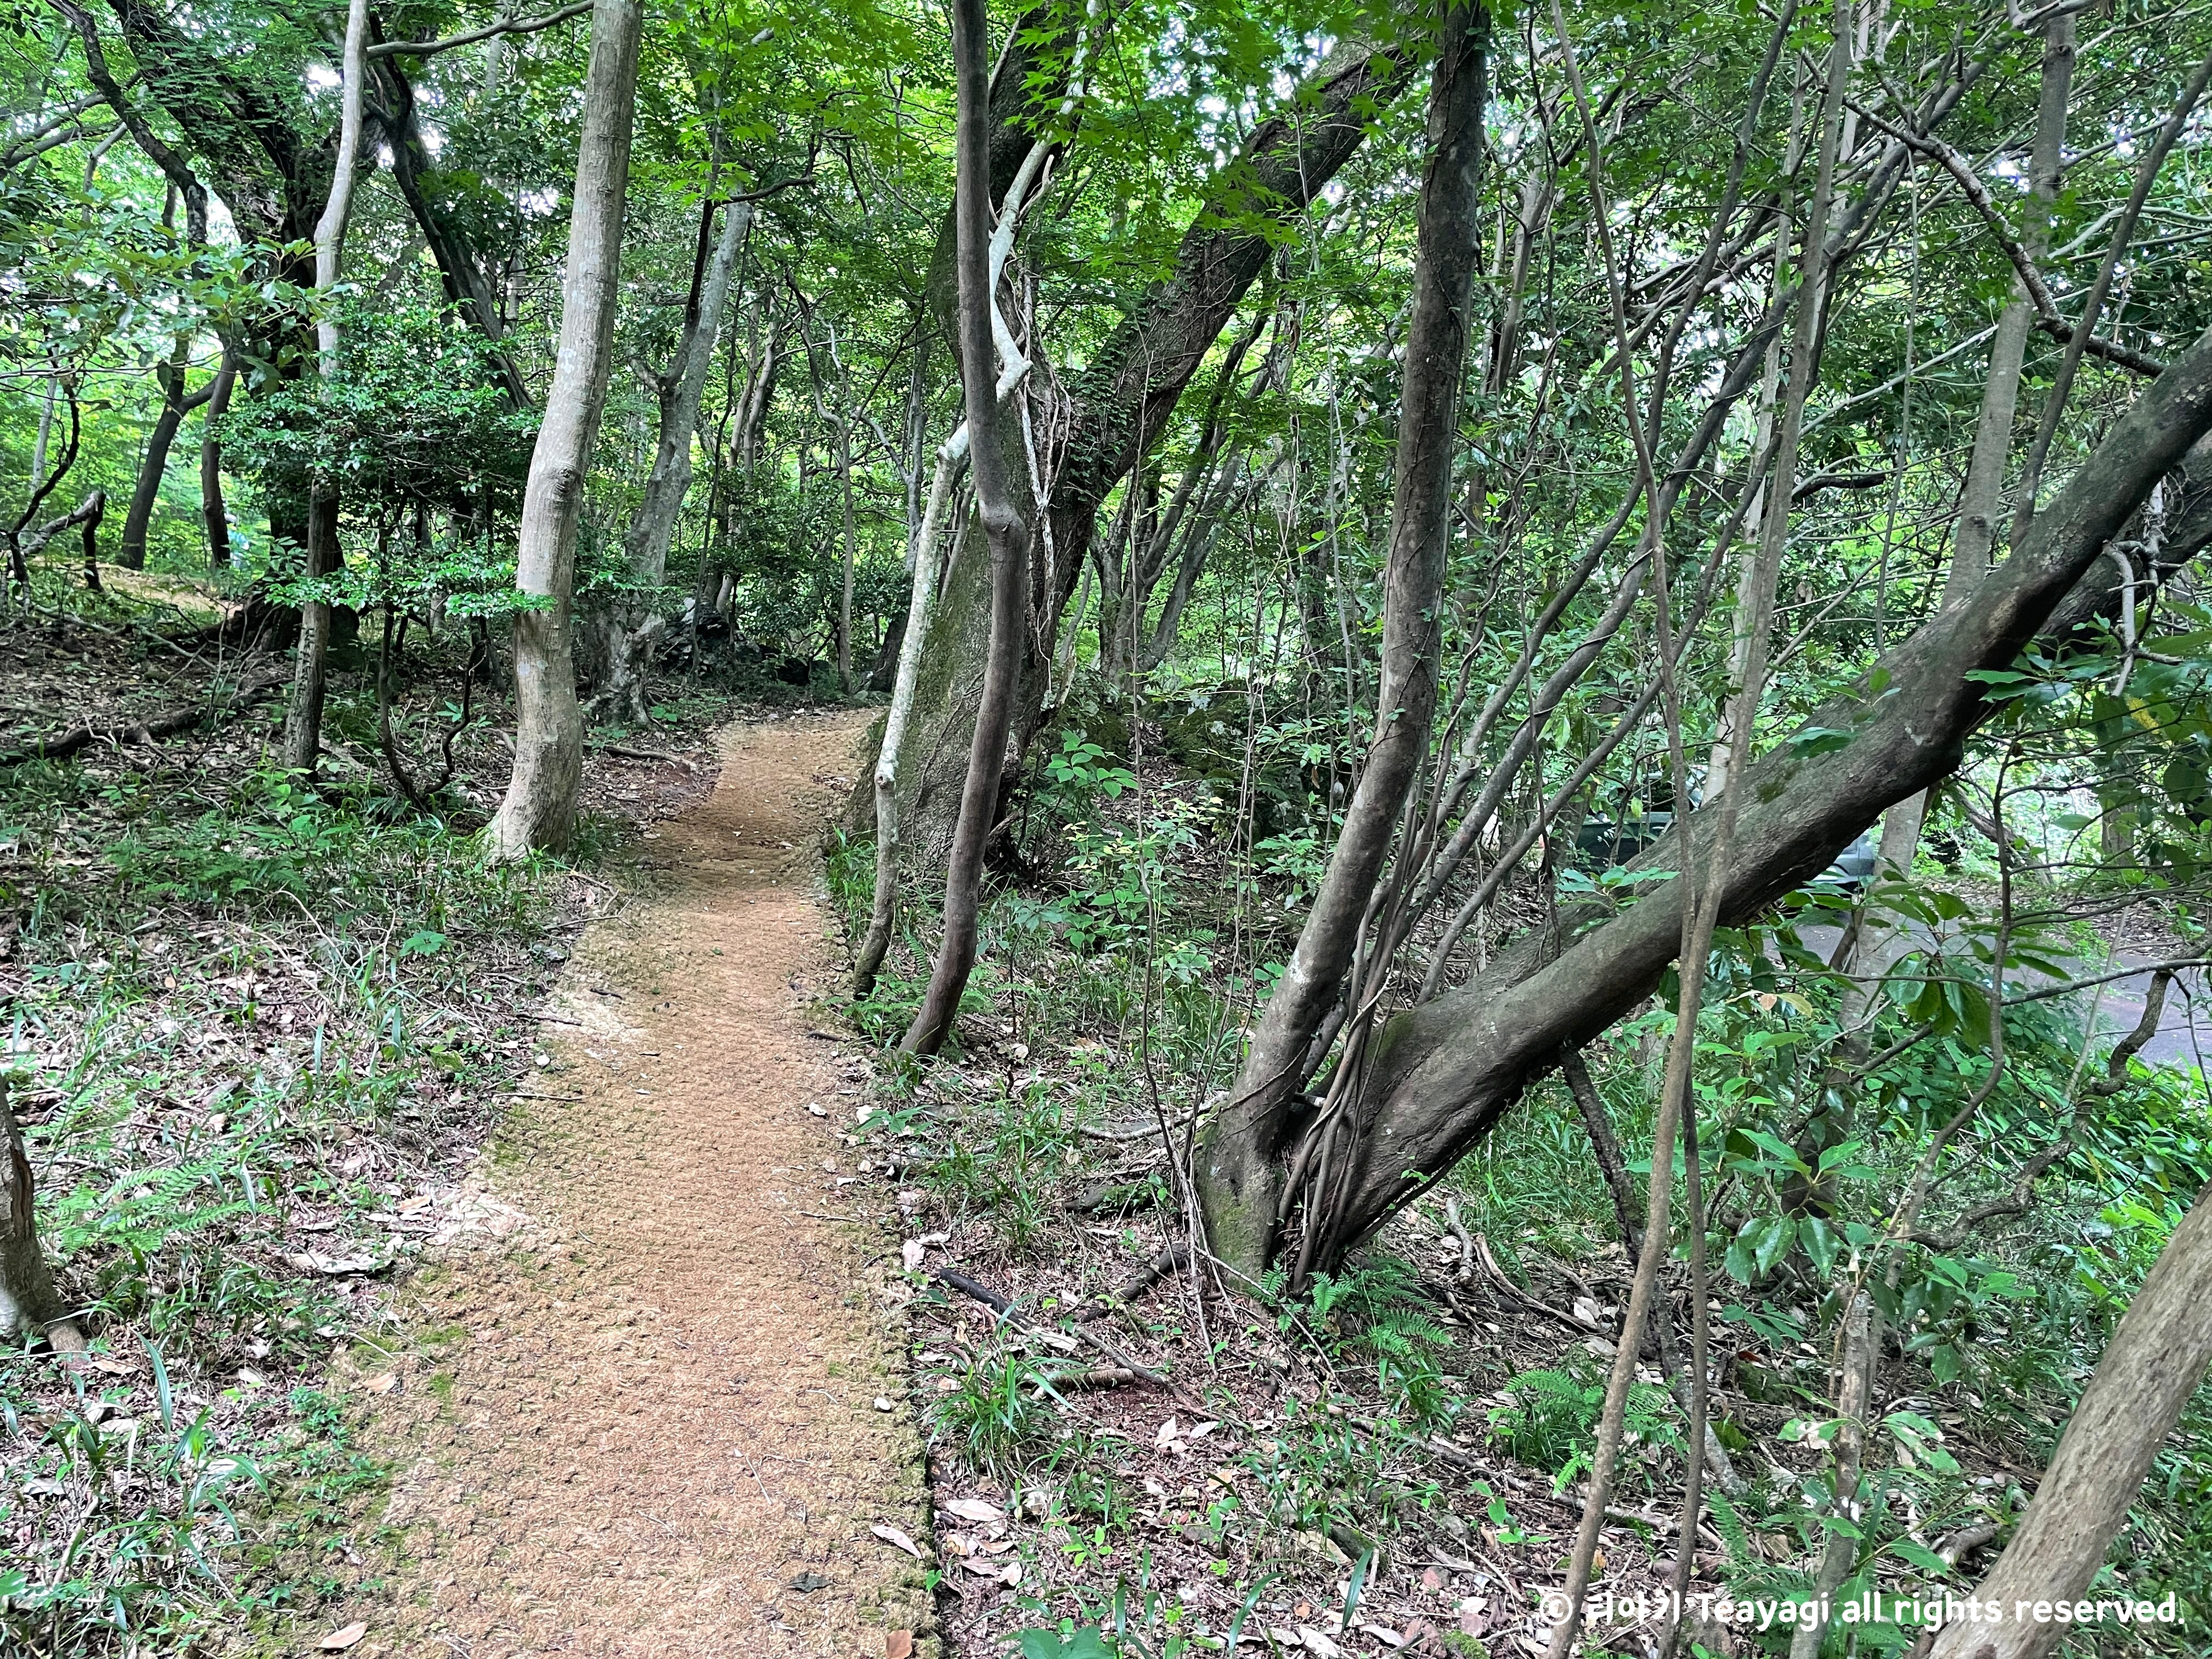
[927, 1337, 1059, 1479]
[1488, 1357, 1678, 1493]
[1290, 1254, 1457, 1431]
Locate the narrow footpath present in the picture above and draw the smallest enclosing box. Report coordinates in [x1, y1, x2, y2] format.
[346, 712, 933, 1658]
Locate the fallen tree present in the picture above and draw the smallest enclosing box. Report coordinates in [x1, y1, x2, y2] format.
[1197, 323, 2212, 1274]
[0, 669, 290, 768]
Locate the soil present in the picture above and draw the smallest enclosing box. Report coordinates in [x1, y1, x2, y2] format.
[337, 711, 935, 1659]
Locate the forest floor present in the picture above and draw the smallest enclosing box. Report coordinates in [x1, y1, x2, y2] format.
[327, 710, 940, 1657]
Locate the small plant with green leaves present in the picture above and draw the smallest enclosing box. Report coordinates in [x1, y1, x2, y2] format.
[1488, 1356, 1678, 1493]
[1009, 1551, 1287, 1657]
[1268, 1252, 1457, 1430]
[928, 1335, 1062, 1479]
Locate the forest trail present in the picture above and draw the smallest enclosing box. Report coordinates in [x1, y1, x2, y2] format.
[343, 710, 933, 1659]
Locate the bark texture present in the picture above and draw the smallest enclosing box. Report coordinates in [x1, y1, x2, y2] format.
[0, 1074, 86, 1356]
[486, 0, 643, 859]
[899, 0, 1031, 1057]
[117, 343, 216, 571]
[199, 349, 236, 566]
[854, 33, 1425, 872]
[1927, 1180, 2212, 1659]
[1200, 3, 1489, 1272]
[280, 0, 369, 776]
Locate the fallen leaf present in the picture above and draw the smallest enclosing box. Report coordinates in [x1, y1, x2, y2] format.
[319, 1623, 368, 1650]
[960, 1558, 1006, 1580]
[870, 1522, 924, 1560]
[1188, 1419, 1219, 1439]
[1155, 1416, 1180, 1448]
[886, 1634, 915, 1659]
[88, 1355, 139, 1376]
[941, 1497, 1003, 1524]
[1356, 1624, 1405, 1649]
[1421, 1567, 1446, 1593]
[789, 1571, 832, 1593]
[1296, 1628, 1341, 1657]
[364, 1373, 398, 1394]
[900, 1238, 927, 1271]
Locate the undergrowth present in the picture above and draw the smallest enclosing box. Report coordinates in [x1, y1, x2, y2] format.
[828, 715, 2212, 1657]
[0, 635, 580, 1652]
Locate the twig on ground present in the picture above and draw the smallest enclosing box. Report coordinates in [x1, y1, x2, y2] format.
[1475, 1234, 1599, 1333]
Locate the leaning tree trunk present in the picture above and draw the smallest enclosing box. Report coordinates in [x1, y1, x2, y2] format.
[485, 0, 644, 859]
[1927, 1178, 2212, 1659]
[1216, 340, 2212, 1277]
[118, 338, 215, 572]
[597, 188, 751, 724]
[899, 0, 1031, 1057]
[1200, 2, 1489, 1272]
[1, 1074, 87, 1358]
[848, 37, 1424, 876]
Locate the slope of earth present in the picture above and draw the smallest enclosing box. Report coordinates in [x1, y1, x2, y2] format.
[334, 711, 933, 1659]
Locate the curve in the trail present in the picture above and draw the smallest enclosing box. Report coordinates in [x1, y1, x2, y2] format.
[345, 712, 933, 1659]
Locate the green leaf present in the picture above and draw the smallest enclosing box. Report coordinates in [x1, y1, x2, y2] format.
[1800, 1216, 1839, 1277]
[1017, 1632, 1116, 1659]
[1789, 727, 1853, 757]
[1890, 1539, 1953, 1575]
[1756, 1215, 1797, 1277]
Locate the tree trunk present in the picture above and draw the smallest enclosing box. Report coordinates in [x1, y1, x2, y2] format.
[1200, 2, 1489, 1272]
[1204, 340, 2212, 1276]
[281, 0, 369, 775]
[1791, 12, 2076, 1213]
[854, 444, 968, 996]
[838, 415, 859, 693]
[283, 489, 341, 771]
[850, 37, 1424, 873]
[77, 487, 105, 591]
[597, 189, 751, 724]
[200, 348, 236, 567]
[485, 0, 644, 860]
[1926, 1180, 2212, 1659]
[899, 0, 1030, 1057]
[1, 1074, 87, 1358]
[118, 340, 213, 572]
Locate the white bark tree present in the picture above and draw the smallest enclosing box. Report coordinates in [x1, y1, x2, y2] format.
[486, 0, 646, 859]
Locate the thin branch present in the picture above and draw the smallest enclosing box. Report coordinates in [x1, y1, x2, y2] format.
[366, 1, 591, 60]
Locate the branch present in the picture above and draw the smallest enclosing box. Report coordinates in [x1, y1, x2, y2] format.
[366, 1, 591, 59]
[1910, 970, 2173, 1251]
[1850, 100, 2165, 378]
[0, 672, 289, 766]
[48, 0, 207, 244]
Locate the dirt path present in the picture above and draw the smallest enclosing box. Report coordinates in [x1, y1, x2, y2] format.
[346, 712, 933, 1659]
